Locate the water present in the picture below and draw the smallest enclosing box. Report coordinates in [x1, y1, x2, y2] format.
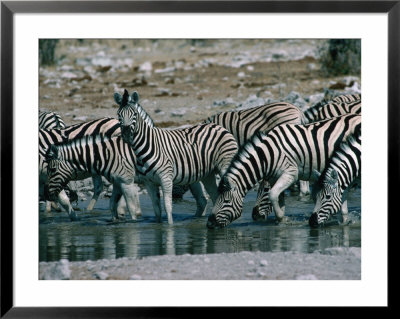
[39, 188, 361, 262]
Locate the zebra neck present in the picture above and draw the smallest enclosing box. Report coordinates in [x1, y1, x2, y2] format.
[129, 117, 156, 158]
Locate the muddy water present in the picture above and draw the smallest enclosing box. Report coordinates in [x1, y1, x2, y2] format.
[39, 188, 361, 262]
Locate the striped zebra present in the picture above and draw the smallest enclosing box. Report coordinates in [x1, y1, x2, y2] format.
[39, 110, 66, 130]
[303, 94, 361, 124]
[115, 89, 238, 224]
[309, 129, 361, 227]
[39, 118, 122, 220]
[39, 110, 70, 212]
[252, 93, 362, 219]
[206, 113, 361, 229]
[45, 135, 141, 220]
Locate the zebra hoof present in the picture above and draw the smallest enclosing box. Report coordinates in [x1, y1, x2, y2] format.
[252, 206, 266, 221]
[69, 213, 80, 222]
[275, 216, 290, 225]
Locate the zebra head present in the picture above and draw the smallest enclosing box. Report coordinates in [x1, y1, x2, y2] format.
[207, 175, 244, 229]
[44, 145, 75, 201]
[309, 168, 342, 227]
[114, 89, 140, 145]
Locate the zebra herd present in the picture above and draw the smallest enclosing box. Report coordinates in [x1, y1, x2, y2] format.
[39, 91, 361, 228]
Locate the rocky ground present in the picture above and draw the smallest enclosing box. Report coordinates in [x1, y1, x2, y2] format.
[40, 39, 360, 128]
[39, 247, 361, 280]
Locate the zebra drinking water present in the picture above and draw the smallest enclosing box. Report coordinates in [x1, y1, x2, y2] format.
[252, 93, 362, 219]
[45, 135, 141, 220]
[39, 110, 72, 213]
[309, 129, 361, 227]
[207, 113, 361, 229]
[115, 89, 238, 224]
[39, 118, 122, 220]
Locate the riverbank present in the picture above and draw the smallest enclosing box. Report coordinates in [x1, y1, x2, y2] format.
[39, 247, 361, 280]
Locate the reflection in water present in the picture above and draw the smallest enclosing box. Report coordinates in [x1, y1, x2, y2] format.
[39, 189, 361, 262]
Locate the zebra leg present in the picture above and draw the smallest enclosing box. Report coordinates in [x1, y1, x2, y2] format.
[160, 179, 174, 225]
[269, 172, 297, 222]
[200, 174, 219, 204]
[51, 201, 62, 212]
[116, 196, 127, 218]
[87, 175, 103, 211]
[45, 201, 52, 214]
[57, 189, 78, 221]
[120, 182, 141, 220]
[252, 180, 273, 221]
[299, 180, 311, 201]
[189, 182, 209, 217]
[340, 200, 349, 224]
[145, 183, 163, 223]
[110, 184, 123, 221]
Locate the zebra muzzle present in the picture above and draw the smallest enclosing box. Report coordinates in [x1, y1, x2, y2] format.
[206, 214, 218, 229]
[308, 213, 320, 228]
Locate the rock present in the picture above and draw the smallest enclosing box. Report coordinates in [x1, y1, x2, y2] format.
[73, 116, 89, 122]
[212, 98, 237, 108]
[155, 67, 176, 74]
[139, 61, 152, 72]
[41, 259, 71, 280]
[260, 259, 268, 267]
[295, 274, 318, 280]
[130, 274, 142, 280]
[237, 71, 246, 78]
[171, 109, 186, 117]
[94, 271, 109, 280]
[284, 91, 308, 110]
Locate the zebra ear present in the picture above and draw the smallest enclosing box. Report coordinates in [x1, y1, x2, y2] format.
[46, 144, 58, 161]
[131, 91, 139, 104]
[114, 92, 123, 106]
[219, 175, 235, 193]
[326, 168, 339, 185]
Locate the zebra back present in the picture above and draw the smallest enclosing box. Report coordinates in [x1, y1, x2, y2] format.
[39, 118, 122, 174]
[206, 102, 306, 146]
[39, 110, 66, 130]
[304, 94, 361, 124]
[46, 135, 137, 182]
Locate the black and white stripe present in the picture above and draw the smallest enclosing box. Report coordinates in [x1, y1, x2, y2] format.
[303, 94, 361, 124]
[207, 113, 361, 228]
[309, 129, 361, 227]
[45, 135, 141, 220]
[39, 110, 66, 130]
[39, 118, 121, 220]
[115, 89, 238, 224]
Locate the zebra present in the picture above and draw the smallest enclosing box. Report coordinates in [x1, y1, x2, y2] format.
[115, 89, 238, 224]
[39, 110, 66, 130]
[45, 135, 141, 220]
[303, 95, 361, 124]
[309, 129, 361, 227]
[39, 118, 122, 220]
[206, 113, 361, 229]
[252, 93, 362, 219]
[39, 110, 71, 212]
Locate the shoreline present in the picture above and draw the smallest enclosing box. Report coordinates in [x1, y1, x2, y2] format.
[39, 247, 361, 280]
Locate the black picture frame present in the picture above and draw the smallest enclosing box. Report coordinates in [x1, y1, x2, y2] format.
[1, 1, 395, 317]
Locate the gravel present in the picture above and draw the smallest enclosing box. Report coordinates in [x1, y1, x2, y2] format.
[39, 247, 361, 280]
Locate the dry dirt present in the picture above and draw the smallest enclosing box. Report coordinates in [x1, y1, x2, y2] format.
[39, 39, 360, 128]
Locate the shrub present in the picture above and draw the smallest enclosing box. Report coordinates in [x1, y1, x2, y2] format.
[318, 39, 361, 76]
[39, 39, 59, 65]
